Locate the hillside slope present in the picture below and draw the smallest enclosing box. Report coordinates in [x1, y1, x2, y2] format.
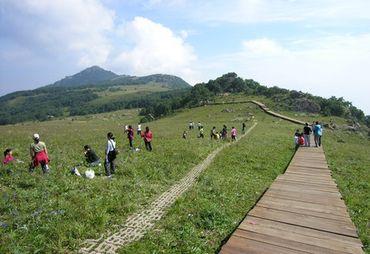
[0, 66, 191, 125]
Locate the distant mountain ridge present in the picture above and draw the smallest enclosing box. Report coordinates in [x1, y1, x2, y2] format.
[0, 66, 191, 125]
[48, 66, 190, 89]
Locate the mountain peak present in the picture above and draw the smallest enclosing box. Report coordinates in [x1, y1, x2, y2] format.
[52, 66, 118, 87]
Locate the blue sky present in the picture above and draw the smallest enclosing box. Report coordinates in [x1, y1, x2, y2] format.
[1, 0, 370, 113]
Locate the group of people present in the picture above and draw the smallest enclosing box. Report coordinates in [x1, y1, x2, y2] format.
[2, 125, 154, 178]
[184, 121, 245, 142]
[294, 121, 323, 148]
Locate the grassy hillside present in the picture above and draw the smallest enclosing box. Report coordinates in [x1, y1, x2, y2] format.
[0, 65, 191, 125]
[0, 96, 368, 253]
[0, 101, 270, 253]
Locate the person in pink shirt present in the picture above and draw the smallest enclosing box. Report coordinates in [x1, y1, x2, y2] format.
[3, 148, 15, 165]
[141, 126, 153, 151]
[231, 126, 237, 141]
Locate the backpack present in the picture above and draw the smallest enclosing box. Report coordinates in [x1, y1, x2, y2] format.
[108, 140, 118, 161]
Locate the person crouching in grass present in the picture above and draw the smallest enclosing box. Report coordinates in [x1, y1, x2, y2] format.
[29, 133, 50, 174]
[84, 145, 100, 167]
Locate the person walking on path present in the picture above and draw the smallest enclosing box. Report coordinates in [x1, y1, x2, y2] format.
[126, 125, 134, 149]
[313, 121, 323, 147]
[105, 132, 117, 177]
[242, 122, 246, 134]
[137, 123, 142, 136]
[303, 123, 312, 147]
[142, 127, 153, 151]
[231, 127, 237, 141]
[29, 134, 50, 174]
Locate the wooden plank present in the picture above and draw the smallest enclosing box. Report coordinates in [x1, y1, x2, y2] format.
[283, 172, 332, 180]
[271, 181, 339, 193]
[239, 217, 363, 253]
[258, 195, 349, 216]
[249, 206, 358, 237]
[256, 200, 352, 222]
[268, 184, 342, 197]
[264, 189, 346, 208]
[234, 229, 357, 254]
[277, 174, 337, 187]
[220, 235, 306, 254]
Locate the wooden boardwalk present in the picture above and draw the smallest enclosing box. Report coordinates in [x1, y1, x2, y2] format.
[219, 144, 364, 253]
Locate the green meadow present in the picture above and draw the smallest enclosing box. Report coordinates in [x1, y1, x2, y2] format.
[0, 98, 369, 253]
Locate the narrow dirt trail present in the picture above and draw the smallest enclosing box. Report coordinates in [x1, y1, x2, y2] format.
[79, 122, 258, 254]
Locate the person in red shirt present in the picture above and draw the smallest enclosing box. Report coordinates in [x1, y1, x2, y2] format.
[29, 133, 50, 174]
[3, 148, 15, 165]
[141, 126, 153, 151]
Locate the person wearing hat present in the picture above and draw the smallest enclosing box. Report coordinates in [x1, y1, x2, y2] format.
[29, 133, 50, 173]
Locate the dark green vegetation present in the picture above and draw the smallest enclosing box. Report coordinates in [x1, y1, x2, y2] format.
[0, 66, 190, 125]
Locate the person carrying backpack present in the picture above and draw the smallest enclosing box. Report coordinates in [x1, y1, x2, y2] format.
[29, 134, 50, 174]
[105, 132, 117, 177]
[142, 127, 153, 151]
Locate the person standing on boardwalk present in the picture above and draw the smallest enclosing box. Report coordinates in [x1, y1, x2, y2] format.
[126, 125, 134, 149]
[105, 132, 117, 177]
[231, 127, 237, 141]
[137, 123, 142, 136]
[242, 122, 246, 134]
[303, 123, 312, 147]
[29, 134, 50, 174]
[313, 121, 323, 147]
[142, 127, 153, 151]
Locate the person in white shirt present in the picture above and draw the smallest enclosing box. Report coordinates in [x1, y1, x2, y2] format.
[105, 132, 117, 177]
[137, 123, 142, 136]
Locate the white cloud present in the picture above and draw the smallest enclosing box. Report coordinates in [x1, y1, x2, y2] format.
[242, 38, 286, 56]
[1, 0, 115, 67]
[112, 16, 199, 84]
[203, 35, 370, 113]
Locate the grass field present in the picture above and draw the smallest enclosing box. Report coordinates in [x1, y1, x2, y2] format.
[0, 102, 270, 253]
[0, 97, 368, 253]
